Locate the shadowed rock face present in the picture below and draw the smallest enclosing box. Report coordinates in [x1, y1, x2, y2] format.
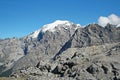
[0, 22, 120, 80]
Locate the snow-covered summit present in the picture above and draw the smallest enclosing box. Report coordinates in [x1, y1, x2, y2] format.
[41, 20, 74, 32]
[28, 20, 81, 39]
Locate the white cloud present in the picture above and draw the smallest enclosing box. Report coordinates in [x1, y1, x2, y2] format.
[98, 14, 120, 27]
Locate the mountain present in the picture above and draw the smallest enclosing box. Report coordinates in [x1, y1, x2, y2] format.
[0, 20, 80, 76]
[27, 20, 80, 39]
[11, 20, 80, 70]
[0, 20, 120, 80]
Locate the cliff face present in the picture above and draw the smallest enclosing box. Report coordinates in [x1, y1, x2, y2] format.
[69, 23, 120, 47]
[54, 24, 120, 58]
[0, 21, 120, 80]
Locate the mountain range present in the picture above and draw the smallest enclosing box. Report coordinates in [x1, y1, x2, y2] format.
[0, 20, 120, 80]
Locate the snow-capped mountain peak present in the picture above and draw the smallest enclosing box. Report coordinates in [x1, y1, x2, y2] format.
[41, 20, 73, 32]
[27, 20, 81, 39]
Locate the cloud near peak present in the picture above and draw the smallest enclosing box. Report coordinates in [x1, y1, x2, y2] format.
[98, 14, 120, 27]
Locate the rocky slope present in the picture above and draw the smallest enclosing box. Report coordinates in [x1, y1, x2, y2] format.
[0, 38, 25, 76]
[54, 23, 120, 58]
[11, 42, 120, 80]
[0, 20, 120, 80]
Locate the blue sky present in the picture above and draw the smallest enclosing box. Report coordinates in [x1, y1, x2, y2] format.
[0, 0, 120, 38]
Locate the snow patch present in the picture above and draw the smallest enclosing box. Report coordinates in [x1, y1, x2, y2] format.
[77, 24, 81, 27]
[117, 24, 120, 27]
[28, 29, 41, 38]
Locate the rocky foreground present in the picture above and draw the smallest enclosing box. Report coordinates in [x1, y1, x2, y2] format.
[11, 42, 120, 80]
[0, 21, 120, 80]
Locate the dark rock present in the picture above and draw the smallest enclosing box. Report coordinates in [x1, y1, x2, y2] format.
[101, 65, 108, 74]
[86, 64, 99, 74]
